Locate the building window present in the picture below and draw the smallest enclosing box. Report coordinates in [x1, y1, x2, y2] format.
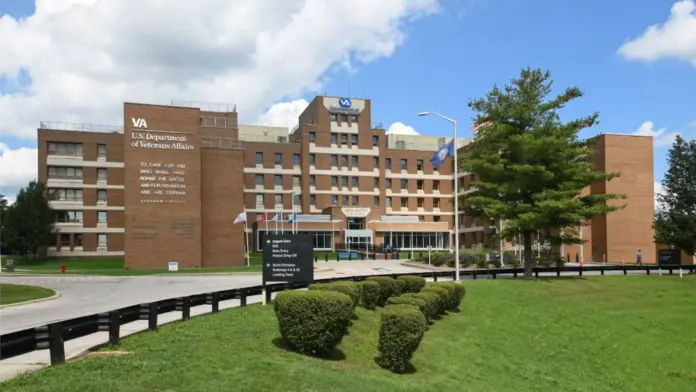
[351, 177, 358, 188]
[417, 198, 424, 208]
[56, 211, 83, 223]
[331, 133, 338, 144]
[274, 153, 282, 165]
[274, 175, 282, 186]
[310, 195, 316, 205]
[372, 157, 378, 167]
[341, 155, 348, 167]
[373, 178, 379, 188]
[75, 233, 84, 247]
[342, 195, 349, 205]
[310, 175, 316, 186]
[331, 176, 338, 187]
[419, 216, 425, 222]
[330, 114, 338, 122]
[97, 168, 107, 181]
[293, 194, 301, 205]
[97, 144, 107, 158]
[255, 152, 263, 165]
[98, 211, 107, 224]
[352, 196, 358, 206]
[400, 159, 407, 170]
[351, 156, 358, 167]
[255, 174, 263, 185]
[341, 176, 348, 188]
[60, 234, 71, 247]
[350, 115, 358, 123]
[331, 195, 338, 206]
[386, 197, 392, 207]
[309, 154, 316, 166]
[48, 166, 83, 179]
[433, 180, 440, 191]
[293, 176, 300, 187]
[434, 199, 440, 208]
[385, 158, 391, 170]
[331, 155, 338, 166]
[374, 196, 380, 207]
[340, 114, 348, 122]
[256, 194, 264, 205]
[274, 194, 283, 206]
[97, 190, 107, 202]
[417, 180, 424, 190]
[97, 234, 107, 247]
[386, 179, 392, 188]
[293, 154, 300, 166]
[417, 160, 423, 171]
[48, 142, 83, 157]
[372, 135, 379, 147]
[350, 135, 358, 145]
[400, 179, 408, 189]
[401, 198, 408, 208]
[433, 216, 440, 222]
[309, 132, 316, 143]
[48, 189, 83, 201]
[340, 134, 347, 145]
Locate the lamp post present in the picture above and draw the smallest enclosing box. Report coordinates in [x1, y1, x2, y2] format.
[418, 111, 460, 281]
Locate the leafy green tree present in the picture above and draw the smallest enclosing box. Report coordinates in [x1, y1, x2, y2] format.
[654, 135, 696, 256]
[463, 68, 625, 277]
[0, 193, 8, 254]
[3, 181, 56, 259]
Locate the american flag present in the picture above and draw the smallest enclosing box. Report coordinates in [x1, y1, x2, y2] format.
[470, 120, 492, 133]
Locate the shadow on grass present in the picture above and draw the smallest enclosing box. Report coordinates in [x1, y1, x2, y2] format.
[271, 337, 347, 361]
[373, 357, 418, 374]
[534, 276, 589, 283]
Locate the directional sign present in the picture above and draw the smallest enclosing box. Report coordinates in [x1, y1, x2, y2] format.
[262, 234, 314, 283]
[658, 249, 681, 266]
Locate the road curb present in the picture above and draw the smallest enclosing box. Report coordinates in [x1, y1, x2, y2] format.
[0, 290, 62, 309]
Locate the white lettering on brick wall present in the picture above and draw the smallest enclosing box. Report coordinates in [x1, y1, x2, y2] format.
[131, 131, 194, 150]
[139, 162, 188, 203]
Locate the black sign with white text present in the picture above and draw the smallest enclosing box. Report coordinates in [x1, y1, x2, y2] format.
[262, 234, 314, 283]
[658, 249, 682, 266]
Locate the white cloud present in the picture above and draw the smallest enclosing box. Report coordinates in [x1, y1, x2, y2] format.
[654, 181, 664, 211]
[386, 121, 419, 135]
[617, 0, 696, 66]
[0, 143, 38, 196]
[257, 99, 309, 132]
[0, 0, 438, 140]
[632, 120, 680, 148]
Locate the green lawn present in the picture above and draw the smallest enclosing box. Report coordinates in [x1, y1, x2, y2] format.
[0, 284, 56, 305]
[2, 276, 696, 391]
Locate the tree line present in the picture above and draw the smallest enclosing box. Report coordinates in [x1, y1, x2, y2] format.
[1, 181, 55, 259]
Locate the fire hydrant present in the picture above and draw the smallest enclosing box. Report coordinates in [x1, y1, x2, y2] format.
[60, 264, 66, 274]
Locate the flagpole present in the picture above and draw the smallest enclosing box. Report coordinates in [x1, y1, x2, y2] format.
[244, 210, 250, 267]
[452, 120, 460, 281]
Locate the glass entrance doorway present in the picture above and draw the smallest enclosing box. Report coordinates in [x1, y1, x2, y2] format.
[346, 235, 371, 251]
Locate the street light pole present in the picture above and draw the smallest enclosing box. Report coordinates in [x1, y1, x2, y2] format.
[418, 111, 460, 281]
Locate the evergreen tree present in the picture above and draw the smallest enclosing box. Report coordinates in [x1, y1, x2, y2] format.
[3, 181, 56, 259]
[654, 135, 696, 256]
[0, 193, 7, 254]
[463, 68, 625, 277]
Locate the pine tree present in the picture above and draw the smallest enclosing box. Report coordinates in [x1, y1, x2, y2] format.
[463, 68, 625, 277]
[3, 181, 56, 259]
[654, 135, 696, 256]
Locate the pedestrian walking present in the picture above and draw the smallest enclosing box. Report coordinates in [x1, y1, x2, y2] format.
[635, 249, 643, 266]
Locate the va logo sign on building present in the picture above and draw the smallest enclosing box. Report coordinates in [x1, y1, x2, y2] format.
[338, 97, 352, 108]
[131, 118, 148, 128]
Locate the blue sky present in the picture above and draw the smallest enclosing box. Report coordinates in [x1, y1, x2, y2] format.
[1, 0, 694, 199]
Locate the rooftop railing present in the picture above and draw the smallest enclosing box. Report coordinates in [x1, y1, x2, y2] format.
[201, 137, 243, 150]
[171, 100, 237, 113]
[39, 121, 123, 133]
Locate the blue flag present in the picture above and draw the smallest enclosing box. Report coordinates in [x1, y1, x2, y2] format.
[430, 140, 454, 169]
[287, 213, 297, 223]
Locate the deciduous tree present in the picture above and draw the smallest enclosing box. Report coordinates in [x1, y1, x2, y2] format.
[463, 68, 625, 277]
[3, 181, 56, 259]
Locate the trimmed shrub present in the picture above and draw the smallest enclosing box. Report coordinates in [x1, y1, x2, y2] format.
[366, 276, 399, 306]
[393, 278, 406, 297]
[451, 284, 466, 311]
[397, 275, 426, 293]
[378, 304, 427, 373]
[402, 292, 439, 322]
[309, 282, 361, 309]
[358, 280, 380, 310]
[274, 290, 353, 356]
[385, 296, 427, 319]
[421, 286, 449, 315]
[428, 282, 459, 311]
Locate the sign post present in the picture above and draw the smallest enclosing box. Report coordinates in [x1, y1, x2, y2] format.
[427, 245, 432, 266]
[262, 234, 314, 305]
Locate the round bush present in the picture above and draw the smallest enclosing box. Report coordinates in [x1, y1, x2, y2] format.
[397, 276, 426, 293]
[393, 279, 406, 297]
[273, 290, 353, 356]
[358, 280, 380, 310]
[427, 282, 457, 311]
[451, 284, 466, 311]
[309, 282, 361, 309]
[421, 286, 449, 315]
[366, 276, 399, 306]
[378, 304, 427, 373]
[385, 296, 427, 319]
[402, 292, 439, 322]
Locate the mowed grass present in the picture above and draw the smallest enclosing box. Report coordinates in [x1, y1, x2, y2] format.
[2, 276, 696, 391]
[0, 284, 56, 305]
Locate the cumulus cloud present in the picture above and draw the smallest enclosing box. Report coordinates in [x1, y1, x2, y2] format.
[386, 122, 419, 135]
[256, 99, 309, 132]
[0, 0, 438, 140]
[0, 143, 38, 197]
[632, 121, 680, 148]
[654, 181, 664, 211]
[618, 0, 696, 66]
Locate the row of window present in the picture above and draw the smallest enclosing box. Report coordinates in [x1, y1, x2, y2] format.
[48, 166, 108, 180]
[253, 173, 443, 191]
[253, 194, 443, 209]
[255, 152, 301, 166]
[56, 210, 109, 224]
[58, 233, 107, 247]
[253, 152, 431, 172]
[48, 188, 108, 202]
[48, 142, 106, 157]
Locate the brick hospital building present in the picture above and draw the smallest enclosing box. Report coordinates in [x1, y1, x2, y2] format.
[37, 96, 656, 268]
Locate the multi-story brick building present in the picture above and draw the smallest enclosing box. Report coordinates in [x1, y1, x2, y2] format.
[37, 95, 656, 268]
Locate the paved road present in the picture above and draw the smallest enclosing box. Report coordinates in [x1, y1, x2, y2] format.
[0, 259, 424, 334]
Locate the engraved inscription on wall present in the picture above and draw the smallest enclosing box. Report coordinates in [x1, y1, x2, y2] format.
[139, 162, 188, 204]
[171, 219, 196, 240]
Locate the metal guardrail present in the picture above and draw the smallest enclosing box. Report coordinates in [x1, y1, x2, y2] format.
[0, 264, 692, 366]
[39, 121, 123, 133]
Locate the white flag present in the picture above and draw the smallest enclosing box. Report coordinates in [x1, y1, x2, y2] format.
[233, 211, 246, 224]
